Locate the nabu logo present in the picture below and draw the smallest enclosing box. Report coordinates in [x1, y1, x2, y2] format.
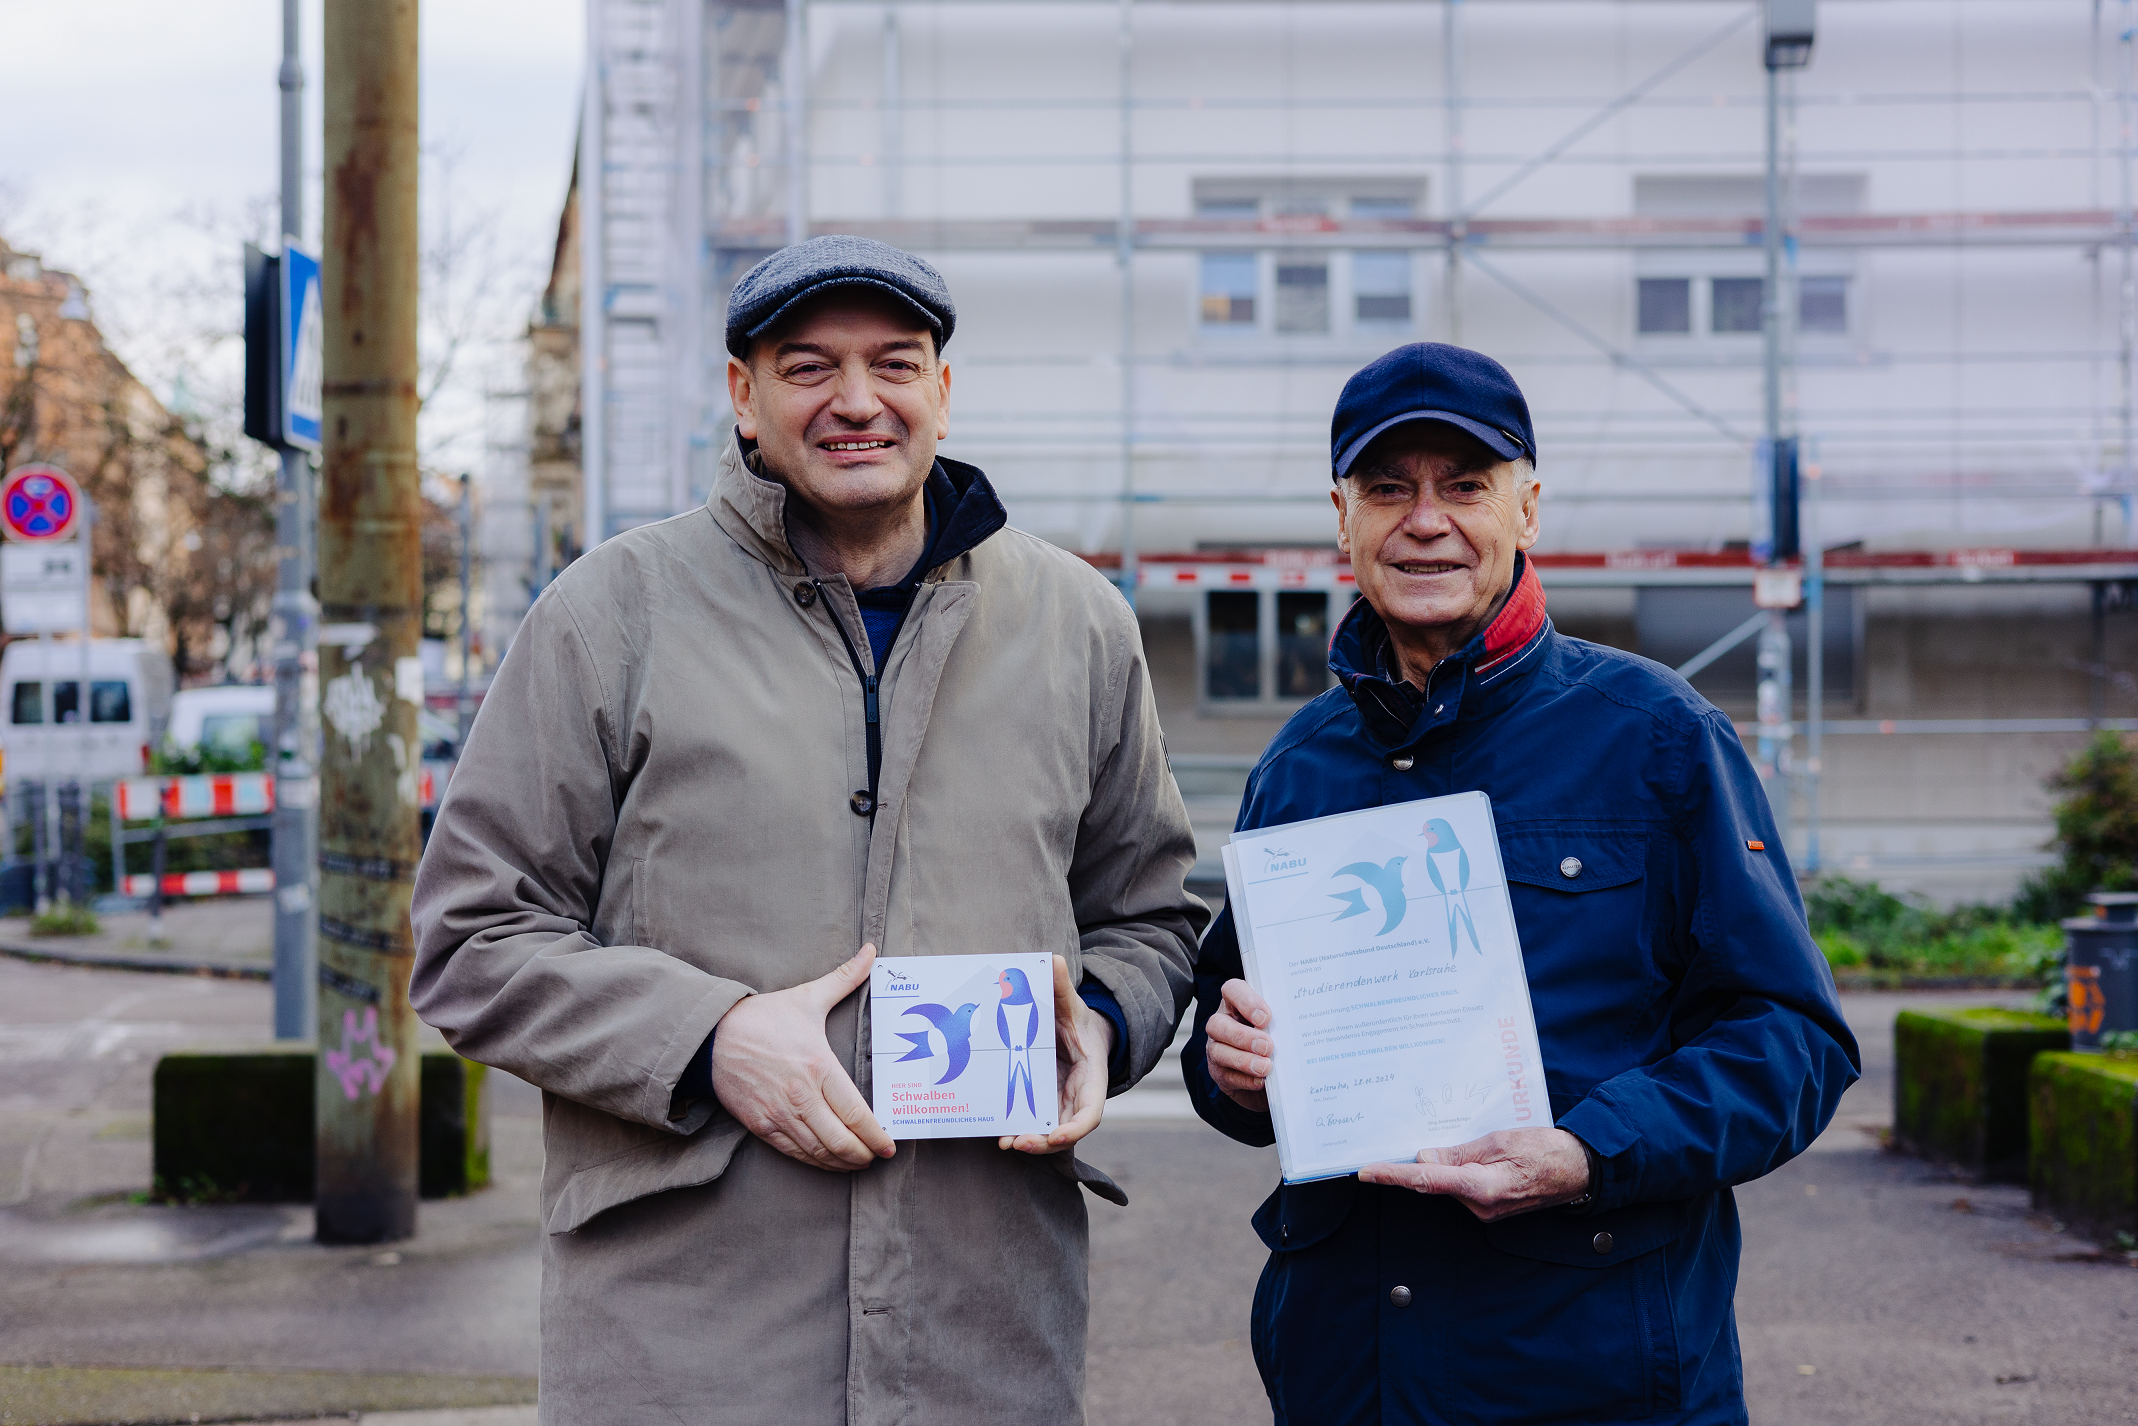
[1262, 846, 1307, 876]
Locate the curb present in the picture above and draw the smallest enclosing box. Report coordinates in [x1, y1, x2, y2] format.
[0, 941, 269, 981]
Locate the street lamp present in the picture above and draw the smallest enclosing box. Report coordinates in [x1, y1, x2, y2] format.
[1764, 0, 1816, 72]
[1759, 0, 1817, 862]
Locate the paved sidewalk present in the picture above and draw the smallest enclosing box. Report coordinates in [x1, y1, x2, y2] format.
[4, 958, 2134, 1424]
[0, 898, 273, 978]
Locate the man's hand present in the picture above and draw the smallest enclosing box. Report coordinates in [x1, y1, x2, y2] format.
[1203, 977, 1273, 1114]
[1356, 1127, 1591, 1222]
[1000, 955, 1114, 1156]
[711, 943, 897, 1172]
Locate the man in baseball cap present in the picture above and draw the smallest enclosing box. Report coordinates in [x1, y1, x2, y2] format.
[1184, 342, 1857, 1423]
[412, 235, 1205, 1422]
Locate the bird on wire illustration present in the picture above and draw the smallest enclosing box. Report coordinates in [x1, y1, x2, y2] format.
[897, 1001, 980, 1084]
[1422, 817, 1481, 954]
[996, 966, 1041, 1118]
[1331, 856, 1409, 936]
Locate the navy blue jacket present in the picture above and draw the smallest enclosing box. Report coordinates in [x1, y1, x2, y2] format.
[1185, 556, 1859, 1425]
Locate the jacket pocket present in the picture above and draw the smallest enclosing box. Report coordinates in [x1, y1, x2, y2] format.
[1498, 820, 1664, 1077]
[546, 1118, 750, 1235]
[1043, 1149, 1129, 1206]
[1448, 1200, 1688, 1419]
[1250, 1175, 1358, 1253]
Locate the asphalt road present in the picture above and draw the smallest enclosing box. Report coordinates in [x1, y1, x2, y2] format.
[2, 959, 2133, 1425]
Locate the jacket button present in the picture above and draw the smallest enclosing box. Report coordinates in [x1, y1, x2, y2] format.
[1390, 755, 1414, 771]
[1388, 1285, 1412, 1308]
[849, 791, 875, 816]
[793, 581, 817, 607]
[1592, 1232, 1614, 1255]
[1559, 857, 1583, 879]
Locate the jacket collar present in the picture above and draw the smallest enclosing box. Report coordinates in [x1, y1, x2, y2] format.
[711, 430, 1008, 581]
[1331, 552, 1552, 751]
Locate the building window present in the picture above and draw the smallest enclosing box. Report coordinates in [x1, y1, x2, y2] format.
[1199, 253, 1257, 327]
[1275, 592, 1333, 699]
[1637, 278, 1692, 334]
[1710, 277, 1765, 334]
[1350, 197, 1415, 221]
[1204, 591, 1261, 700]
[1353, 252, 1413, 325]
[1799, 274, 1848, 333]
[1275, 257, 1330, 334]
[1198, 588, 1346, 710]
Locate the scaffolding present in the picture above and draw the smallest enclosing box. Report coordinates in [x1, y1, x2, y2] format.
[570, 0, 2138, 881]
[577, 0, 2136, 547]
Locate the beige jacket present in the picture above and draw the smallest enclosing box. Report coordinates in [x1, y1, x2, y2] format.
[409, 440, 1206, 1424]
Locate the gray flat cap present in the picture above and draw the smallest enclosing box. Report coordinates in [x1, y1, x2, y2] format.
[725, 235, 956, 359]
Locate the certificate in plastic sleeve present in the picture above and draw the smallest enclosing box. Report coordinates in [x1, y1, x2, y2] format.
[869, 952, 1057, 1140]
[1222, 791, 1546, 1183]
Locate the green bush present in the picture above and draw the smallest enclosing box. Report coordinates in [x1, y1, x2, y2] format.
[1805, 875, 2062, 980]
[2015, 731, 2138, 922]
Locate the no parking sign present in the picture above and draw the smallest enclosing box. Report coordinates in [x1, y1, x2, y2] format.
[0, 463, 81, 542]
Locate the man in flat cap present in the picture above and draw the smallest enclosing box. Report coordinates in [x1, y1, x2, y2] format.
[1186, 343, 1858, 1423]
[411, 236, 1206, 1424]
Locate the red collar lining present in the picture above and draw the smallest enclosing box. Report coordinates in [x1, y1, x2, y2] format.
[1477, 558, 1548, 674]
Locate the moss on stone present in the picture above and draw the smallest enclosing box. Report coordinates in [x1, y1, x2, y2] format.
[419, 1050, 491, 1198]
[2029, 1051, 2138, 1240]
[153, 1045, 492, 1204]
[1894, 1007, 2070, 1180]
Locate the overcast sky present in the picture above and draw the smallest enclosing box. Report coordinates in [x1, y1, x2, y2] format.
[0, 0, 584, 471]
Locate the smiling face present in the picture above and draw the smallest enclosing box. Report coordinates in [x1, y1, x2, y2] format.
[1331, 422, 1540, 682]
[727, 287, 951, 527]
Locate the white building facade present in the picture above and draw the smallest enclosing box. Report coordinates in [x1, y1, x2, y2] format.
[551, 0, 2138, 899]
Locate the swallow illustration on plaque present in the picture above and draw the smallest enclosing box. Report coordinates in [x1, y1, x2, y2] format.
[1422, 817, 1481, 954]
[897, 1001, 980, 1084]
[1331, 856, 1409, 935]
[996, 966, 1040, 1118]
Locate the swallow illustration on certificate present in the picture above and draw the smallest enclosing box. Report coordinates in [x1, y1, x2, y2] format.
[868, 952, 1057, 1140]
[1222, 790, 1547, 1184]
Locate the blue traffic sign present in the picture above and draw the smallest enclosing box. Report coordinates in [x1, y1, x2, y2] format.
[281, 238, 322, 451]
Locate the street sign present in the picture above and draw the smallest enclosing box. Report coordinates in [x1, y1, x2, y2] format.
[1, 540, 86, 632]
[281, 237, 322, 451]
[0, 464, 81, 543]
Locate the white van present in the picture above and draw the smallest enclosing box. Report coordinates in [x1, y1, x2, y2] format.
[167, 684, 276, 761]
[0, 638, 175, 784]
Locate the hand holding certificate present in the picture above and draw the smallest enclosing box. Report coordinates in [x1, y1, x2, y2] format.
[1217, 791, 1551, 1184]
[869, 952, 1112, 1151]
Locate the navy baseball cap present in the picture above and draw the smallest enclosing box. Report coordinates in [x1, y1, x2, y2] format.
[1330, 343, 1536, 480]
[725, 235, 957, 359]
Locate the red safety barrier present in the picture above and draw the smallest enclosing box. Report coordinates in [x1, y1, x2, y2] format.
[115, 773, 274, 822]
[122, 868, 274, 898]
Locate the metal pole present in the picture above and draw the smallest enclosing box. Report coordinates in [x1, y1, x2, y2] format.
[882, 7, 902, 219]
[785, 0, 809, 249]
[1444, 0, 1464, 344]
[1805, 456, 1823, 873]
[318, 0, 423, 1247]
[74, 512, 90, 908]
[1116, 0, 1137, 606]
[38, 631, 53, 914]
[1759, 53, 1793, 824]
[272, 0, 319, 1043]
[580, 0, 607, 551]
[1763, 63, 1782, 464]
[457, 472, 473, 745]
[2121, 0, 2134, 542]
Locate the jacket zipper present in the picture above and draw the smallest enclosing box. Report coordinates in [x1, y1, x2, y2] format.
[813, 580, 882, 812]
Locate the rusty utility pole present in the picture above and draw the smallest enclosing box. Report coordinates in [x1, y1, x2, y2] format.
[317, 0, 422, 1245]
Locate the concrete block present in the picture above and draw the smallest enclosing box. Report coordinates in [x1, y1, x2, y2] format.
[1893, 1007, 2070, 1180]
[153, 1045, 492, 1203]
[419, 1050, 491, 1199]
[2028, 1051, 2138, 1241]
